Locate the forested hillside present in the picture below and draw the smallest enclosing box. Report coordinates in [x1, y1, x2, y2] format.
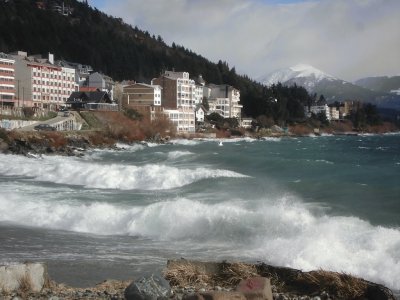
[0, 0, 315, 123]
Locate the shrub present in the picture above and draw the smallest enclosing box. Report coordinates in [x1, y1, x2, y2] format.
[43, 132, 67, 149]
[22, 107, 35, 118]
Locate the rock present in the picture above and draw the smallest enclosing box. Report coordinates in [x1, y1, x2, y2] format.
[236, 277, 273, 300]
[124, 274, 171, 300]
[0, 262, 49, 293]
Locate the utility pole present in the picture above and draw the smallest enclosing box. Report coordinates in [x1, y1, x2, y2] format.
[17, 79, 20, 108]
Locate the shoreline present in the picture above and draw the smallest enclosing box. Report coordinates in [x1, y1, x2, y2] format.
[0, 260, 397, 300]
[1, 127, 399, 158]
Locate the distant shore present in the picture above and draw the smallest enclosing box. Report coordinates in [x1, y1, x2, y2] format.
[0, 123, 399, 158]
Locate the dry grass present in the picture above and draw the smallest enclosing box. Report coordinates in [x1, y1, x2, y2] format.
[215, 129, 230, 138]
[164, 261, 259, 289]
[330, 120, 354, 132]
[89, 111, 175, 142]
[297, 270, 368, 299]
[164, 261, 212, 287]
[216, 262, 258, 286]
[288, 124, 314, 136]
[17, 273, 33, 295]
[43, 132, 68, 149]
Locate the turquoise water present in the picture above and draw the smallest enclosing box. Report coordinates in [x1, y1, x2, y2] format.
[0, 134, 399, 291]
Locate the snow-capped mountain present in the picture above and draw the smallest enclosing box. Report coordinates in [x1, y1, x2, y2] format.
[355, 76, 400, 95]
[257, 64, 400, 110]
[259, 64, 337, 89]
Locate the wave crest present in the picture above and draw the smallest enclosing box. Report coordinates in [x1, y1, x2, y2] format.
[0, 154, 247, 190]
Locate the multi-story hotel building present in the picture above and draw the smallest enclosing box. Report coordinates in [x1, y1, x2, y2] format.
[152, 71, 197, 133]
[0, 53, 16, 107]
[152, 71, 197, 109]
[11, 51, 77, 109]
[205, 84, 242, 119]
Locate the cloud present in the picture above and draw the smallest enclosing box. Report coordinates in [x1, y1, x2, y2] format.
[101, 0, 400, 81]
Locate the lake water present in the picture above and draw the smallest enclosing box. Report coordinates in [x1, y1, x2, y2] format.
[0, 134, 399, 293]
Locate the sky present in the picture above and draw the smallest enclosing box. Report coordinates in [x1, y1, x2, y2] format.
[88, 0, 400, 82]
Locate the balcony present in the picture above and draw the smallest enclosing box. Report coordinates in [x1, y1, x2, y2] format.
[0, 88, 16, 94]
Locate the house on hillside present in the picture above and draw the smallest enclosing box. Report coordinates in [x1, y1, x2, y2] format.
[88, 72, 114, 100]
[195, 105, 207, 123]
[66, 90, 116, 110]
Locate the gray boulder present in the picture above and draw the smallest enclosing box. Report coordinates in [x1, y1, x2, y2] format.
[124, 274, 172, 300]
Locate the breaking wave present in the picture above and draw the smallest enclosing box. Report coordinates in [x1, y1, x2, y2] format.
[0, 154, 247, 190]
[0, 192, 399, 290]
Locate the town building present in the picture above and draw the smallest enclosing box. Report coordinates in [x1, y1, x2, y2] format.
[329, 105, 340, 120]
[122, 83, 163, 120]
[152, 71, 197, 133]
[340, 101, 357, 119]
[11, 51, 78, 109]
[88, 72, 114, 101]
[194, 75, 205, 106]
[194, 105, 208, 124]
[57, 61, 93, 87]
[305, 97, 331, 121]
[240, 118, 253, 129]
[163, 108, 196, 133]
[0, 52, 16, 107]
[152, 71, 197, 109]
[205, 84, 242, 119]
[66, 90, 115, 110]
[327, 101, 358, 120]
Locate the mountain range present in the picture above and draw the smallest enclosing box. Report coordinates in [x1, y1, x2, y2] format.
[258, 64, 400, 110]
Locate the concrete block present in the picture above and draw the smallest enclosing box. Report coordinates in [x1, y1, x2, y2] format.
[0, 262, 48, 293]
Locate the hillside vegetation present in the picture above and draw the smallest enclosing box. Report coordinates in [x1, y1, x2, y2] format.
[0, 0, 315, 122]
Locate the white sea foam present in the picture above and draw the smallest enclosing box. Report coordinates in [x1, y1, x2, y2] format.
[315, 159, 334, 165]
[218, 137, 256, 143]
[167, 151, 194, 160]
[0, 154, 247, 190]
[115, 143, 146, 152]
[261, 137, 281, 142]
[1, 192, 399, 290]
[170, 139, 201, 146]
[171, 137, 263, 145]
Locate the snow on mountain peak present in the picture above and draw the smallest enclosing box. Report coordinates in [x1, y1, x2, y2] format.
[259, 64, 337, 87]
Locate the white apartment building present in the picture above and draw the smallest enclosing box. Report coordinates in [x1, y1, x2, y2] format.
[12, 51, 77, 109]
[152, 71, 197, 133]
[0, 53, 16, 107]
[329, 106, 340, 120]
[305, 103, 331, 121]
[206, 84, 242, 119]
[164, 108, 196, 133]
[152, 71, 197, 109]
